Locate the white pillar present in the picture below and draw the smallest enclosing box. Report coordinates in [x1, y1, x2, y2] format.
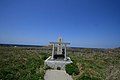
[64, 44, 67, 60]
[61, 44, 62, 54]
[57, 44, 59, 54]
[51, 44, 54, 59]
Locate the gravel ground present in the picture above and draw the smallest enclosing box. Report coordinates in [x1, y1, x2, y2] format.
[44, 70, 73, 80]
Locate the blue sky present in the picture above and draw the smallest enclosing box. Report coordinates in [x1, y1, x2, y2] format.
[0, 0, 120, 48]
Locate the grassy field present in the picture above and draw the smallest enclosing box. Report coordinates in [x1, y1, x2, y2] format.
[68, 49, 120, 80]
[0, 47, 49, 80]
[0, 47, 120, 80]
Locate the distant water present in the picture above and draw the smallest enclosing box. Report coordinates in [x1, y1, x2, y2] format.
[0, 44, 44, 47]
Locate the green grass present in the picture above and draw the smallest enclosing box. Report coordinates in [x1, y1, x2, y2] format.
[65, 63, 79, 75]
[0, 47, 120, 80]
[0, 47, 49, 80]
[68, 51, 120, 80]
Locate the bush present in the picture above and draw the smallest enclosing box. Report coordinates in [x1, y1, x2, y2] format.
[65, 63, 79, 75]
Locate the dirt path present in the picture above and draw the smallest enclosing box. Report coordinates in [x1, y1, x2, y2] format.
[44, 70, 73, 80]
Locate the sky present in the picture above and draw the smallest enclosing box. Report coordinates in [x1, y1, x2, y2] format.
[0, 0, 120, 48]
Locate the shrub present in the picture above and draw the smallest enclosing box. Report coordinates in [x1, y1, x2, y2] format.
[65, 63, 79, 75]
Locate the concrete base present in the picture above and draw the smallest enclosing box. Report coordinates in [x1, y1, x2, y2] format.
[44, 56, 72, 70]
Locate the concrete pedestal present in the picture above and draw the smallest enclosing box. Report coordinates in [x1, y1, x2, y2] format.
[44, 56, 72, 70]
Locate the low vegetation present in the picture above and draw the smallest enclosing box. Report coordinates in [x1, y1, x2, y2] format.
[0, 47, 49, 80]
[68, 49, 120, 80]
[0, 46, 120, 80]
[65, 63, 79, 75]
